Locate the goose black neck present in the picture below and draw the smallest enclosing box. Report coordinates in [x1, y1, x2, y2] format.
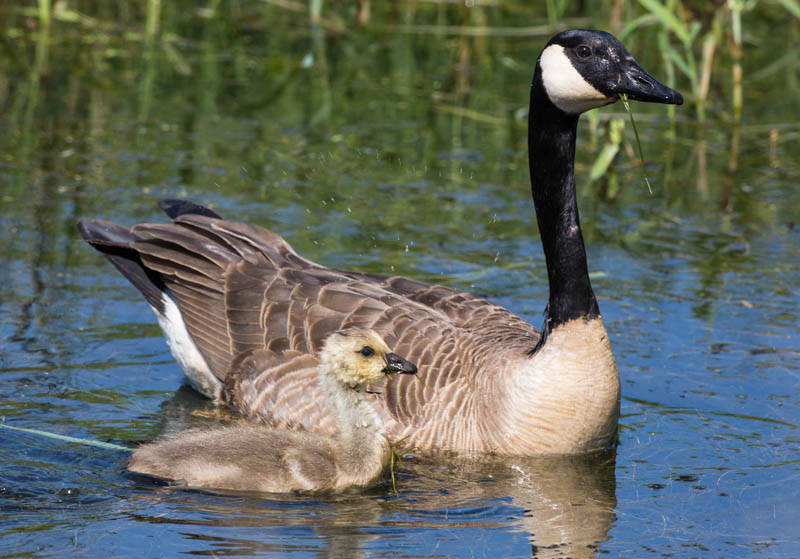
[528, 67, 599, 331]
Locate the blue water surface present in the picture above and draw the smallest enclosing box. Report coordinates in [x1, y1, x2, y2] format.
[1, 3, 799, 558]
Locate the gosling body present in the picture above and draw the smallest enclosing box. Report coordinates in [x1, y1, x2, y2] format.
[128, 329, 416, 492]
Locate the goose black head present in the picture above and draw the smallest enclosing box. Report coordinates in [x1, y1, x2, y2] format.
[536, 29, 683, 115]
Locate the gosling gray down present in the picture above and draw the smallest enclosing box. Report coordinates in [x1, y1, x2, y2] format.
[127, 328, 417, 493]
[78, 29, 682, 455]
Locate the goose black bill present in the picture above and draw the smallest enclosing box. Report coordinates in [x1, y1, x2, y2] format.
[609, 55, 683, 105]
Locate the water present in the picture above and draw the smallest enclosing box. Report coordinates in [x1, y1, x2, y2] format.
[1, 4, 799, 558]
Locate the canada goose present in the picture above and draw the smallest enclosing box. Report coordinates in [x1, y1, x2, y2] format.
[78, 29, 682, 455]
[127, 328, 417, 492]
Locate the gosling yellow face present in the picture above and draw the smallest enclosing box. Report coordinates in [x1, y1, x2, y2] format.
[321, 328, 417, 388]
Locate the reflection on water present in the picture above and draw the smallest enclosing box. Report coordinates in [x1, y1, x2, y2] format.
[397, 453, 617, 559]
[122, 448, 617, 559]
[120, 388, 617, 558]
[1, 2, 799, 558]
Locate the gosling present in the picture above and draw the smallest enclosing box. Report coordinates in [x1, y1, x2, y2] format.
[127, 328, 417, 493]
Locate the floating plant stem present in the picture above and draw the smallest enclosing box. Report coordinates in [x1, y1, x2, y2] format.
[389, 446, 399, 493]
[389, 435, 412, 494]
[0, 423, 131, 452]
[619, 93, 652, 194]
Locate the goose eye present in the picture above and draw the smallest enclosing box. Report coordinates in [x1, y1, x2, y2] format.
[576, 45, 592, 58]
[359, 347, 374, 357]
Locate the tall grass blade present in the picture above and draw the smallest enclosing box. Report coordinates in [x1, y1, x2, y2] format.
[777, 0, 800, 19]
[38, 0, 51, 28]
[619, 13, 658, 39]
[310, 0, 323, 25]
[637, 0, 690, 44]
[145, 0, 161, 47]
[589, 144, 620, 182]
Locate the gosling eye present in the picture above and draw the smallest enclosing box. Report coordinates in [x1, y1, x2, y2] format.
[359, 347, 374, 357]
[576, 44, 592, 58]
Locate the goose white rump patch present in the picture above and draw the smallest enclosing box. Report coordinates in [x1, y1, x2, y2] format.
[152, 294, 222, 401]
[539, 45, 612, 114]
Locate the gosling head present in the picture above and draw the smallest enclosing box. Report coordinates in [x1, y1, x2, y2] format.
[536, 29, 683, 115]
[320, 328, 417, 389]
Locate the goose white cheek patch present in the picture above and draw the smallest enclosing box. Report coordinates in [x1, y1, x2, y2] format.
[539, 45, 613, 114]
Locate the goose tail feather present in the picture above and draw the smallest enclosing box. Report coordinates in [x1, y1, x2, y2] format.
[158, 199, 224, 220]
[76, 219, 167, 314]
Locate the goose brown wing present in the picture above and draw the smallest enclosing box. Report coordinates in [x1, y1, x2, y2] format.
[127, 213, 320, 379]
[86, 206, 541, 435]
[193, 213, 542, 435]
